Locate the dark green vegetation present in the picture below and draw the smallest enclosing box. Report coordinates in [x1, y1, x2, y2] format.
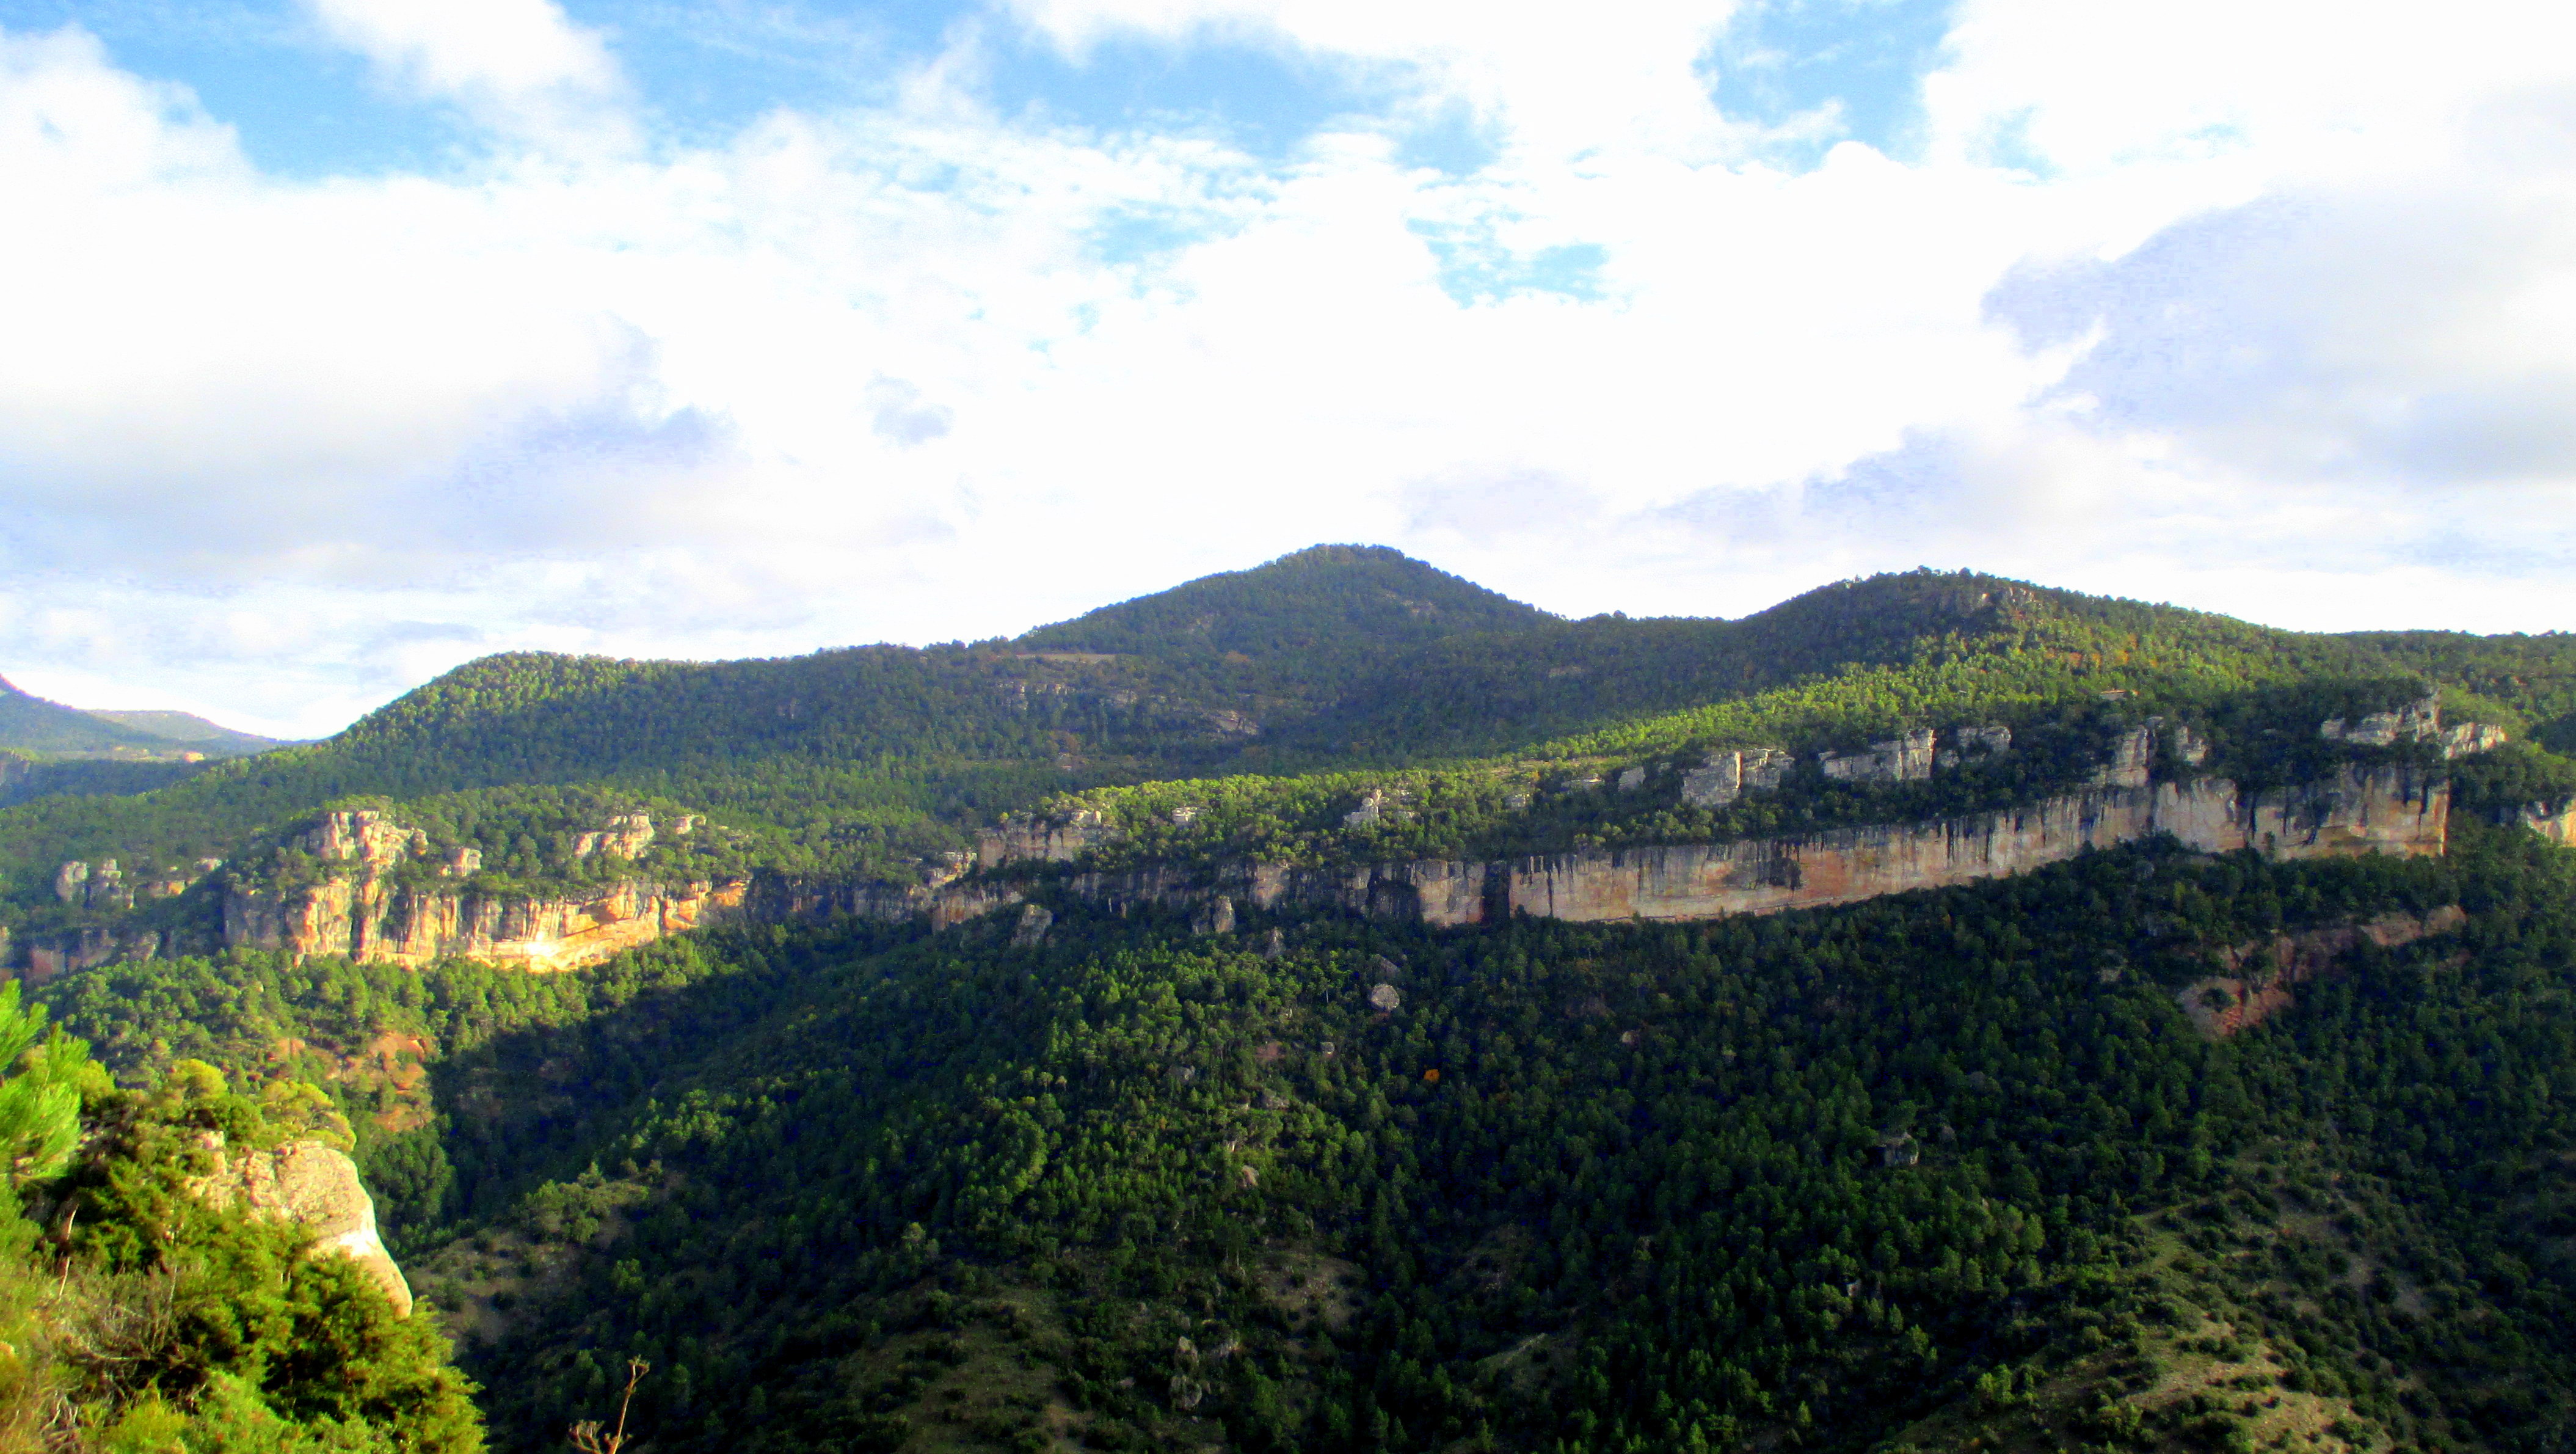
[7, 551, 2576, 939]
[0, 676, 172, 758]
[0, 674, 275, 762]
[82, 709, 283, 756]
[33, 826, 2576, 1454]
[12, 548, 2576, 1451]
[0, 984, 481, 1451]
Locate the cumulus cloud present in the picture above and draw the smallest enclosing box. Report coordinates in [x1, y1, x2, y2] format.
[2, 0, 2575, 734]
[300, 0, 631, 145]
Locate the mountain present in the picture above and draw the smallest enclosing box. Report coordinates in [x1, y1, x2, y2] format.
[0, 674, 171, 755]
[83, 708, 282, 756]
[1020, 543, 1559, 700]
[9, 548, 2576, 1452]
[5, 554, 2575, 968]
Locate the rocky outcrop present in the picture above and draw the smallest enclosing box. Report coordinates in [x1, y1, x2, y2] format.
[216, 849, 1033, 971]
[2518, 800, 2576, 847]
[19, 926, 181, 982]
[10, 762, 2464, 976]
[2176, 906, 2468, 1037]
[976, 810, 1115, 866]
[572, 813, 658, 860]
[223, 875, 757, 971]
[1821, 728, 1936, 784]
[191, 1138, 413, 1316]
[1038, 764, 2447, 929]
[2321, 695, 2508, 759]
[300, 809, 418, 866]
[1681, 749, 1794, 808]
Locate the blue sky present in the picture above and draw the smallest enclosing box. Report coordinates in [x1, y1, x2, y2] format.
[0, 0, 1952, 177]
[1, 0, 2571, 734]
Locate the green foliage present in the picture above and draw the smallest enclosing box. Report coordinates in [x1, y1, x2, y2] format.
[34, 828, 2549, 1452]
[15, 552, 2576, 1454]
[0, 677, 173, 756]
[2453, 740, 2576, 817]
[0, 981, 93, 1185]
[0, 1024, 482, 1449]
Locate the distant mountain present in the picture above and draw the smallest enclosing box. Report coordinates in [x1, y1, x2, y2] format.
[84, 709, 281, 756]
[0, 675, 169, 755]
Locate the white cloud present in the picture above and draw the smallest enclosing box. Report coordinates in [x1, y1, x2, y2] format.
[2, 1, 2576, 736]
[301, 0, 631, 145]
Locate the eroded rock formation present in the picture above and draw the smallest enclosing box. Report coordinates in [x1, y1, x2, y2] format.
[2175, 906, 2468, 1038]
[1038, 764, 2448, 930]
[4, 756, 2480, 977]
[2520, 800, 2576, 847]
[191, 1138, 413, 1316]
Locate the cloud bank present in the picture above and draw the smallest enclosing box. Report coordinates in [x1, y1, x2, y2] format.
[1, 0, 2572, 734]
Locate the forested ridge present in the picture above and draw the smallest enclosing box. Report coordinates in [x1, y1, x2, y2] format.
[9, 548, 2576, 1452]
[6, 553, 2575, 946]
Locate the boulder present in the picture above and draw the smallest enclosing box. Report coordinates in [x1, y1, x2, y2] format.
[193, 1139, 413, 1316]
[1010, 903, 1053, 948]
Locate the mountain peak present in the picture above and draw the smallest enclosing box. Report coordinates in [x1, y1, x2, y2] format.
[1017, 544, 1556, 669]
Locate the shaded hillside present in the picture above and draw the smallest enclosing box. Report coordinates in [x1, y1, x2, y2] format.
[1279, 571, 2437, 760]
[86, 707, 282, 756]
[38, 825, 2576, 1454]
[0, 674, 169, 755]
[7, 553, 2576, 962]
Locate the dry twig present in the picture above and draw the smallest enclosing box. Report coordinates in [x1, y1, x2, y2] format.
[569, 1358, 650, 1454]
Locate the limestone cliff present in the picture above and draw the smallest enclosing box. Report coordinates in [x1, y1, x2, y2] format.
[215, 805, 1026, 971]
[1043, 763, 2447, 929]
[191, 1138, 413, 1316]
[5, 763, 2464, 975]
[223, 874, 754, 972]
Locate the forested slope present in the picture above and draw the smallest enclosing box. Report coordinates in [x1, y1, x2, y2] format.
[0, 675, 171, 755]
[33, 824, 2576, 1454]
[14, 548, 2576, 1452]
[11, 553, 2576, 975]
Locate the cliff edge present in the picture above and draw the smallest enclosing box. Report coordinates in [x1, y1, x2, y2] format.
[192, 1138, 414, 1317]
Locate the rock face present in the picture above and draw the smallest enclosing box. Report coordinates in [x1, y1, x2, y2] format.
[300, 809, 418, 865]
[1936, 725, 2012, 772]
[2520, 800, 2576, 847]
[2175, 907, 2468, 1038]
[220, 864, 1031, 973]
[2319, 695, 2508, 759]
[1819, 729, 1937, 784]
[224, 875, 752, 971]
[572, 813, 657, 860]
[192, 1139, 413, 1316]
[1679, 749, 1794, 808]
[11, 761, 2468, 976]
[1038, 764, 2448, 930]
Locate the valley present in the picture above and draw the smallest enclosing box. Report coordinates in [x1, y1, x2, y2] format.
[2, 547, 2574, 1453]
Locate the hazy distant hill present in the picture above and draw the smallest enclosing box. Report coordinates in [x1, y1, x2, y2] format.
[83, 709, 281, 756]
[0, 674, 170, 755]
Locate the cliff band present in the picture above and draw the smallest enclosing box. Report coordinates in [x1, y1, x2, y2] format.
[23, 762, 2436, 974]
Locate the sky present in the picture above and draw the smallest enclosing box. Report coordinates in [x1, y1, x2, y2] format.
[2, 0, 2574, 737]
